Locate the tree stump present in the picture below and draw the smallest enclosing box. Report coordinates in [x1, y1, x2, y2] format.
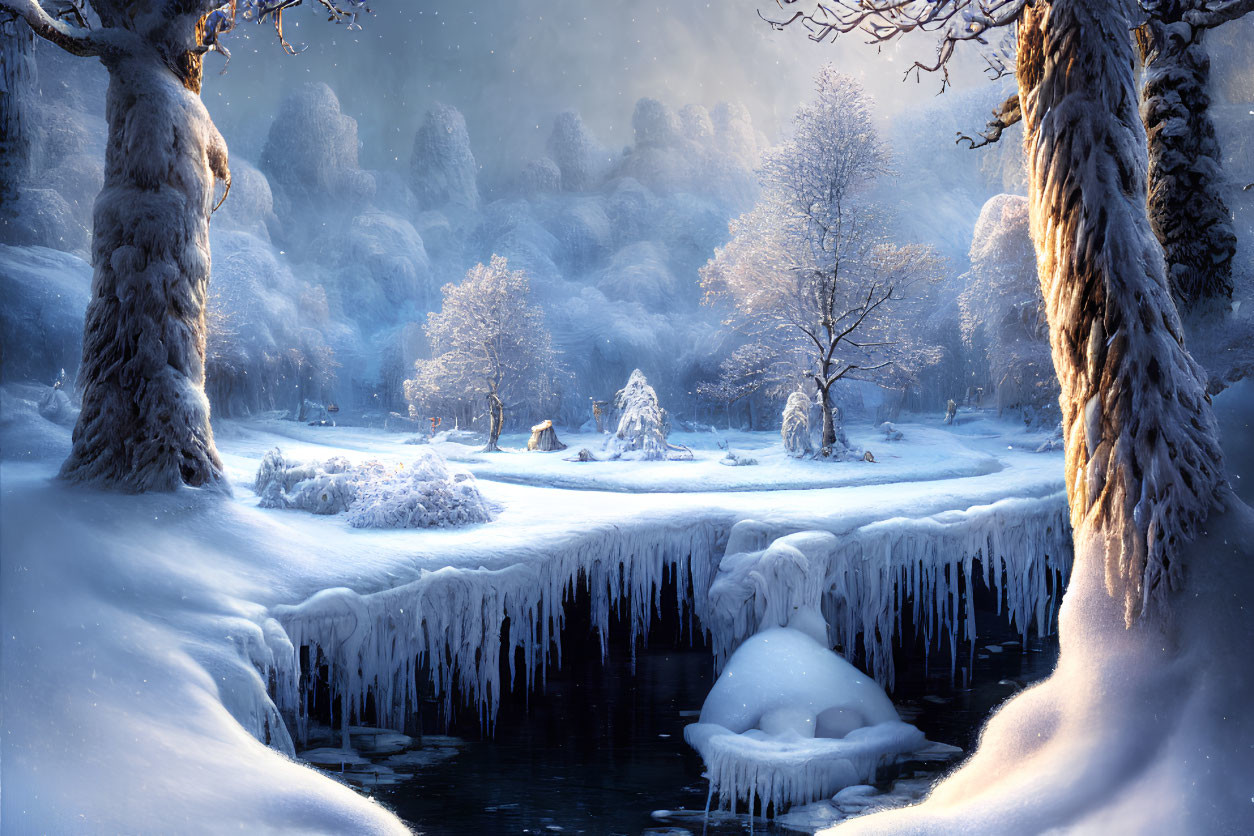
[528, 420, 567, 452]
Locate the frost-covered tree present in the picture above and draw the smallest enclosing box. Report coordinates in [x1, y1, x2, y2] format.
[701, 68, 944, 457]
[605, 368, 668, 460]
[958, 194, 1057, 421]
[1137, 0, 1253, 312]
[545, 110, 603, 192]
[404, 256, 560, 452]
[0, 0, 366, 492]
[770, 1, 1248, 829]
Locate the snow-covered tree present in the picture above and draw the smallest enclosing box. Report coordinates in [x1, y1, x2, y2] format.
[770, 1, 1246, 830]
[409, 103, 479, 212]
[545, 110, 603, 192]
[958, 194, 1057, 422]
[404, 256, 560, 452]
[0, 0, 367, 492]
[701, 68, 944, 457]
[605, 368, 668, 460]
[781, 390, 813, 457]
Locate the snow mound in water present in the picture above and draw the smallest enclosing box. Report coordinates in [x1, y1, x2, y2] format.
[685, 624, 927, 815]
[254, 447, 494, 528]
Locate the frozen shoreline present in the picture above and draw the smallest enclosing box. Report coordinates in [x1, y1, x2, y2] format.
[1, 404, 1066, 832]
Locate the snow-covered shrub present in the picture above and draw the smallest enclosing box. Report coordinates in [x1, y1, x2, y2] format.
[782, 391, 813, 458]
[880, 422, 903, 441]
[409, 103, 479, 212]
[346, 455, 494, 529]
[605, 369, 668, 460]
[253, 447, 493, 528]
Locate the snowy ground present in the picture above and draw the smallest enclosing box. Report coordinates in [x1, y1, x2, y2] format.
[1, 395, 1066, 833]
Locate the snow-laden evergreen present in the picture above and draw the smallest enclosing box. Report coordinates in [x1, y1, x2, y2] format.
[604, 369, 670, 460]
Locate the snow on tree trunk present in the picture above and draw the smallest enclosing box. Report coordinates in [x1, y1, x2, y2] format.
[1139, 1, 1237, 311]
[60, 51, 231, 492]
[605, 369, 668, 460]
[0, 15, 35, 222]
[781, 391, 813, 457]
[484, 391, 504, 452]
[527, 419, 566, 452]
[1018, 0, 1224, 624]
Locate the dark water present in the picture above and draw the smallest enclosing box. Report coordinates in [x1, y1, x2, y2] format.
[359, 580, 1060, 836]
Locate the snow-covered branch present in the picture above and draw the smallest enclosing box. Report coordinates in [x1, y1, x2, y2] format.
[0, 0, 103, 55]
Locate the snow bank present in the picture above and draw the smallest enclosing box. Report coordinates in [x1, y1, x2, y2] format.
[707, 493, 1072, 689]
[255, 447, 495, 529]
[830, 499, 1254, 835]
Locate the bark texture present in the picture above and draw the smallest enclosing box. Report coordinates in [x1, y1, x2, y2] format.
[60, 51, 230, 491]
[0, 15, 35, 216]
[1139, 1, 1237, 311]
[1018, 0, 1225, 624]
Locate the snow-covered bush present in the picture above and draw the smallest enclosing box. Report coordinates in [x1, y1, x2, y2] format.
[254, 447, 494, 528]
[880, 422, 903, 441]
[604, 369, 669, 460]
[782, 391, 813, 458]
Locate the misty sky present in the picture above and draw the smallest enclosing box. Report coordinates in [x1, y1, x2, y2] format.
[202, 0, 1000, 178]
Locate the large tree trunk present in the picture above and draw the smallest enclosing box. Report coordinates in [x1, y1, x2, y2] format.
[60, 49, 230, 492]
[0, 15, 36, 225]
[1139, 1, 1237, 312]
[1018, 0, 1224, 624]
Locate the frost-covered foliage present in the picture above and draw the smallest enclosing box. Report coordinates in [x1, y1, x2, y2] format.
[702, 68, 944, 455]
[410, 103, 479, 212]
[958, 195, 1058, 423]
[604, 369, 669, 460]
[781, 391, 813, 457]
[254, 447, 494, 528]
[405, 256, 561, 450]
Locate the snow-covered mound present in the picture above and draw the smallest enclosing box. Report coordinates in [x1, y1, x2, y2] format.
[685, 622, 927, 814]
[254, 447, 494, 528]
